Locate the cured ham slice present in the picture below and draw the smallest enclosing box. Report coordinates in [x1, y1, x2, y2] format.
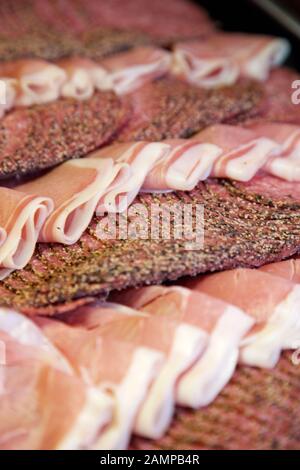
[36, 303, 165, 449]
[193, 124, 278, 181]
[17, 158, 130, 244]
[113, 285, 252, 415]
[0, 78, 17, 118]
[0, 187, 53, 280]
[249, 123, 300, 181]
[0, 59, 67, 106]
[260, 258, 300, 284]
[173, 34, 290, 87]
[0, 309, 113, 450]
[185, 268, 300, 368]
[92, 142, 170, 213]
[56, 57, 109, 100]
[142, 140, 221, 192]
[100, 47, 171, 95]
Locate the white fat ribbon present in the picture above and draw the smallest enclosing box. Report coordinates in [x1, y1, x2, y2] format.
[176, 306, 253, 408]
[214, 137, 279, 182]
[243, 38, 290, 81]
[173, 50, 239, 88]
[134, 324, 208, 440]
[91, 347, 164, 450]
[240, 285, 300, 368]
[42, 159, 130, 245]
[16, 65, 67, 106]
[97, 142, 170, 214]
[61, 68, 94, 100]
[56, 387, 114, 450]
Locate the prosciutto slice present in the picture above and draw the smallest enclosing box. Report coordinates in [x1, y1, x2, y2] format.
[92, 142, 170, 213]
[249, 123, 300, 181]
[0, 78, 17, 118]
[56, 57, 109, 100]
[36, 303, 164, 450]
[0, 308, 113, 450]
[100, 47, 171, 95]
[113, 285, 252, 414]
[193, 124, 279, 181]
[173, 34, 290, 87]
[0, 59, 67, 106]
[142, 140, 221, 192]
[17, 158, 130, 244]
[0, 187, 53, 280]
[186, 268, 300, 368]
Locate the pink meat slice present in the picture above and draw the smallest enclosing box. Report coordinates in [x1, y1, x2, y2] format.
[173, 33, 289, 87]
[0, 310, 112, 450]
[112, 285, 252, 416]
[57, 300, 204, 443]
[91, 142, 170, 213]
[101, 47, 171, 95]
[36, 304, 164, 450]
[17, 157, 130, 244]
[249, 122, 300, 181]
[0, 59, 67, 107]
[0, 187, 53, 280]
[185, 268, 300, 368]
[193, 124, 278, 181]
[142, 139, 221, 191]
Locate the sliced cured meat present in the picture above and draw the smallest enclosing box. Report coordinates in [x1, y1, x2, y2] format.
[260, 258, 300, 284]
[0, 310, 113, 450]
[118, 78, 263, 142]
[17, 158, 130, 244]
[56, 57, 109, 100]
[112, 285, 252, 419]
[132, 351, 300, 450]
[101, 47, 171, 95]
[185, 268, 300, 368]
[0, 78, 17, 118]
[0, 187, 53, 280]
[173, 34, 290, 87]
[0, 91, 128, 179]
[2, 176, 300, 314]
[60, 301, 203, 442]
[249, 123, 300, 181]
[92, 142, 170, 213]
[142, 140, 221, 191]
[0, 59, 67, 106]
[193, 124, 278, 181]
[36, 304, 165, 449]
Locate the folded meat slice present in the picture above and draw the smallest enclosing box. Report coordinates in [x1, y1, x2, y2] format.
[0, 78, 17, 118]
[0, 187, 53, 280]
[101, 47, 171, 95]
[0, 311, 113, 450]
[92, 142, 170, 213]
[113, 285, 252, 414]
[249, 122, 300, 181]
[186, 268, 300, 368]
[142, 140, 221, 191]
[36, 304, 165, 449]
[17, 158, 130, 244]
[0, 59, 67, 106]
[173, 34, 290, 87]
[56, 57, 109, 100]
[193, 124, 278, 181]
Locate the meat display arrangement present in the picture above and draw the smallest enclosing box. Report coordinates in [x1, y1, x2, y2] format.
[0, 0, 299, 452]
